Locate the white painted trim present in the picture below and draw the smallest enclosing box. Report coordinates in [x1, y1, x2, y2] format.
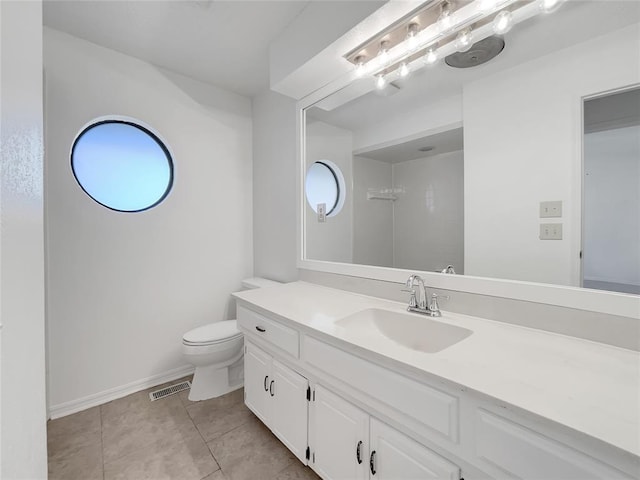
[48, 364, 195, 419]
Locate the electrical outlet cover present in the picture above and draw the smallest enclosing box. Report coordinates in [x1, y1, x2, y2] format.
[540, 223, 563, 240]
[540, 201, 562, 218]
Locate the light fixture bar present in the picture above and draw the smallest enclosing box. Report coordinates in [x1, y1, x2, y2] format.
[379, 0, 547, 84]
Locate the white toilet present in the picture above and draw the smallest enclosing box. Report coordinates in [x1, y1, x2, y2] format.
[182, 277, 281, 401]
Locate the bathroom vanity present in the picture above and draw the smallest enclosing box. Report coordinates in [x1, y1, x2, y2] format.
[234, 282, 639, 480]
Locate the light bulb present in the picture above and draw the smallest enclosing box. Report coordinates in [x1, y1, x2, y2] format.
[406, 23, 419, 51]
[354, 56, 366, 77]
[399, 62, 410, 77]
[376, 75, 387, 89]
[424, 47, 439, 65]
[437, 2, 453, 33]
[478, 0, 498, 12]
[492, 10, 513, 34]
[539, 0, 562, 12]
[455, 28, 473, 52]
[378, 40, 390, 65]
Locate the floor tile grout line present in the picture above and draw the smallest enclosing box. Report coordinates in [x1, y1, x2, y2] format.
[186, 395, 223, 478]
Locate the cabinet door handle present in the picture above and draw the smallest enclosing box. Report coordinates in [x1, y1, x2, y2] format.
[356, 440, 363, 464]
[269, 380, 275, 397]
[369, 450, 376, 475]
[255, 326, 266, 333]
[263, 375, 269, 392]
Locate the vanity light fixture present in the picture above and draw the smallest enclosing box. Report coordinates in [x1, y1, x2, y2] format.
[344, 0, 565, 83]
[478, 0, 499, 13]
[406, 22, 420, 51]
[539, 0, 563, 13]
[354, 55, 366, 77]
[455, 27, 474, 52]
[424, 46, 439, 65]
[492, 10, 514, 34]
[378, 40, 391, 65]
[437, 1, 454, 34]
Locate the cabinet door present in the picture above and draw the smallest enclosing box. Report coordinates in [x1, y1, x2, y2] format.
[271, 359, 309, 463]
[244, 342, 272, 424]
[370, 418, 459, 480]
[311, 385, 369, 480]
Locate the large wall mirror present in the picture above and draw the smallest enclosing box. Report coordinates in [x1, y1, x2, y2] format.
[301, 0, 639, 303]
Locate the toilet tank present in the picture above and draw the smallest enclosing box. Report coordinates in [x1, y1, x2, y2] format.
[241, 277, 282, 290]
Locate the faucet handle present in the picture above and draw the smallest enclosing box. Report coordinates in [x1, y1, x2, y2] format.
[431, 293, 450, 301]
[428, 293, 449, 316]
[401, 288, 417, 308]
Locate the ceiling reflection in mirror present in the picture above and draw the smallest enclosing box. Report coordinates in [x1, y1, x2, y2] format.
[303, 0, 640, 294]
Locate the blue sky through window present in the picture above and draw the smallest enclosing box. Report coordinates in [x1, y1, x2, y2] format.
[72, 122, 172, 211]
[305, 162, 338, 214]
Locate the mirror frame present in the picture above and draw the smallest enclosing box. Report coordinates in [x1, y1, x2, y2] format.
[296, 60, 639, 320]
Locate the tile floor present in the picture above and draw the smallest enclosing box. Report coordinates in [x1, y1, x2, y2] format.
[47, 377, 320, 480]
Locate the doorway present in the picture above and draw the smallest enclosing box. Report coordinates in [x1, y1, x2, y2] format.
[582, 87, 640, 294]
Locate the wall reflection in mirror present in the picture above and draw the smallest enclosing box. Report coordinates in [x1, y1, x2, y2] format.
[303, 0, 640, 295]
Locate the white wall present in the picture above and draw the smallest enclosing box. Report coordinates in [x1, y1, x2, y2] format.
[393, 152, 464, 273]
[305, 120, 353, 264]
[583, 125, 640, 290]
[464, 24, 640, 286]
[44, 28, 253, 416]
[352, 156, 393, 267]
[252, 89, 298, 282]
[0, 1, 48, 477]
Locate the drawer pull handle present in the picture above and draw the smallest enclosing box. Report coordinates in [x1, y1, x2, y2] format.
[255, 326, 266, 333]
[369, 450, 376, 475]
[263, 375, 269, 392]
[269, 380, 275, 397]
[356, 440, 363, 464]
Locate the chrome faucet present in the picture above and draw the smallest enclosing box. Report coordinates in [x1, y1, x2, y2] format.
[403, 274, 449, 317]
[405, 274, 427, 310]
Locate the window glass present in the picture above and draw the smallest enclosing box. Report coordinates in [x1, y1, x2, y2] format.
[71, 120, 173, 212]
[305, 161, 340, 214]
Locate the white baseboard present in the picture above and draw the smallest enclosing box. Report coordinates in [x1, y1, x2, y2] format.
[48, 365, 195, 420]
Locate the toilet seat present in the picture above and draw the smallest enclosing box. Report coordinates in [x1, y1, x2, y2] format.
[183, 320, 242, 346]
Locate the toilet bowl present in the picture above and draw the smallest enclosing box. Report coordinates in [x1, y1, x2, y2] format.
[183, 320, 244, 401]
[182, 277, 281, 401]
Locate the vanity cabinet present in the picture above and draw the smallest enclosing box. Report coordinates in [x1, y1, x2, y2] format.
[244, 341, 308, 463]
[310, 384, 460, 480]
[310, 385, 369, 480]
[238, 303, 637, 480]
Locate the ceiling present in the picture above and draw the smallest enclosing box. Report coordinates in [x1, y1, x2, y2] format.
[43, 0, 310, 97]
[356, 127, 464, 163]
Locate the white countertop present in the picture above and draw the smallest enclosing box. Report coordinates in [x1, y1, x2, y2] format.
[234, 281, 640, 458]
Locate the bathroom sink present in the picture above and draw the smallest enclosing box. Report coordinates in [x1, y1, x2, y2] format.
[336, 308, 472, 353]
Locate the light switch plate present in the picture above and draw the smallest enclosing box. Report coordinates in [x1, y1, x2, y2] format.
[317, 203, 326, 223]
[540, 223, 563, 240]
[540, 201, 562, 218]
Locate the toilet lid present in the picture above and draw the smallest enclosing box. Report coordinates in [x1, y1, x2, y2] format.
[183, 320, 242, 345]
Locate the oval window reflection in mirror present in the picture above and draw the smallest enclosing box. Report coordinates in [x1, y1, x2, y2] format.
[305, 161, 345, 216]
[71, 119, 173, 212]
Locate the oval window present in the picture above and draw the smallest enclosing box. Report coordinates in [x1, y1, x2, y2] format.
[305, 161, 345, 216]
[71, 120, 173, 212]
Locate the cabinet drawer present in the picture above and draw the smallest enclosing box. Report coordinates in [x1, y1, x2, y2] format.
[303, 336, 458, 443]
[475, 410, 632, 479]
[238, 306, 299, 358]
